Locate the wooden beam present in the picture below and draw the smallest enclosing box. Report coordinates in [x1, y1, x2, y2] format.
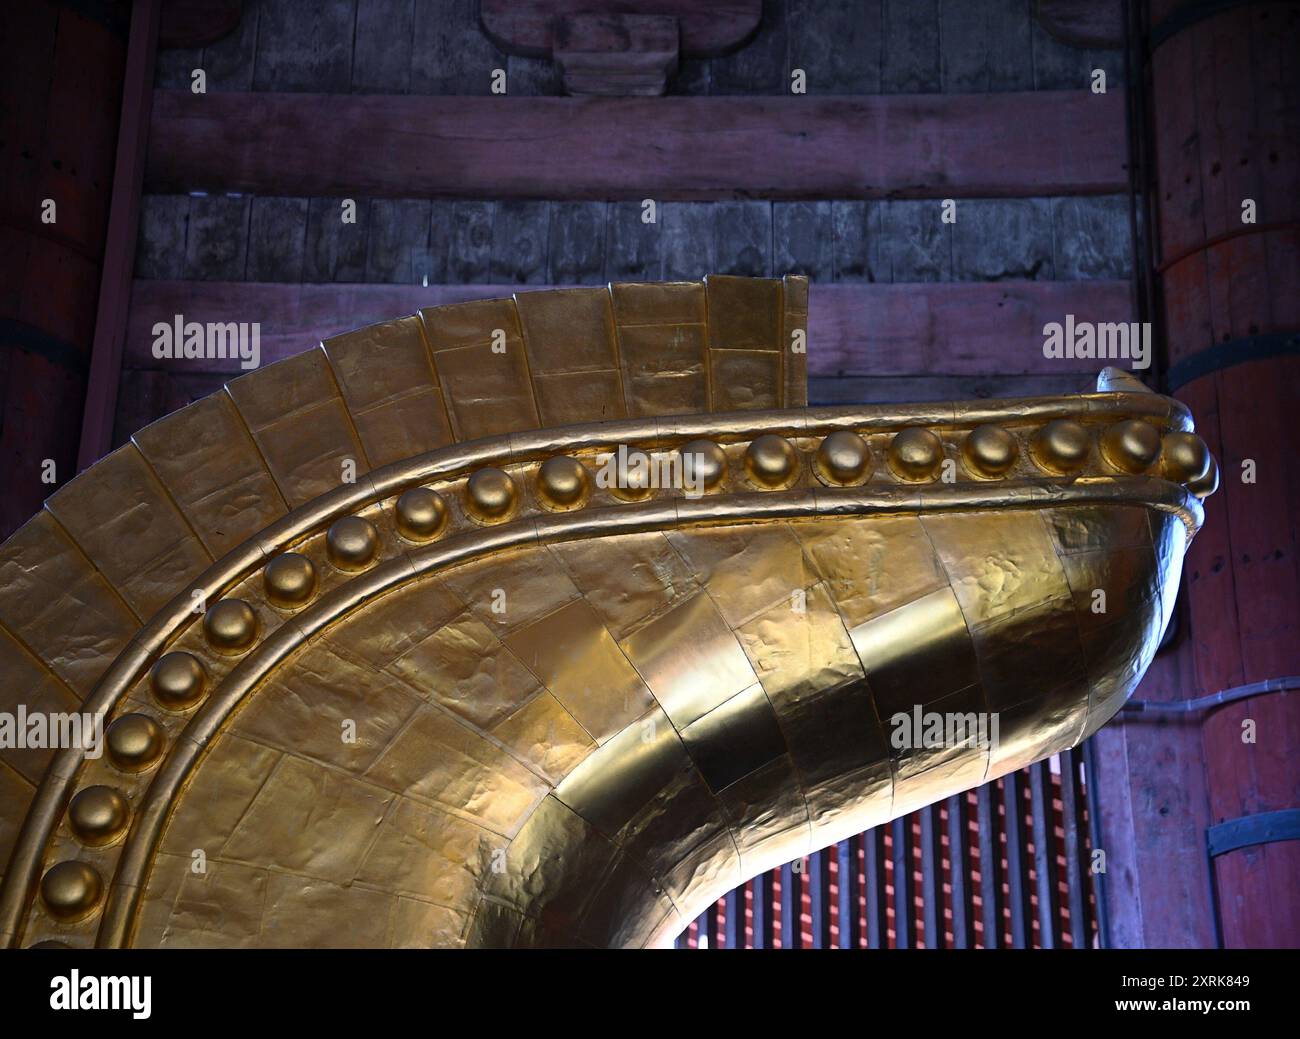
[122, 278, 1134, 379]
[480, 0, 761, 58]
[78, 0, 161, 471]
[145, 89, 1128, 200]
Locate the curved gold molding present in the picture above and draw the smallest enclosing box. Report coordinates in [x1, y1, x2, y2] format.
[0, 277, 1214, 949]
[89, 474, 1199, 946]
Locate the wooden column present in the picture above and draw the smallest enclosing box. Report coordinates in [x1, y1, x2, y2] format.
[1150, 0, 1300, 948]
[0, 2, 128, 540]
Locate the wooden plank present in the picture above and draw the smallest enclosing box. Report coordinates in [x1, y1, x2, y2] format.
[939, 0, 1034, 93]
[1057, 747, 1089, 947]
[145, 89, 1130, 200]
[882, 0, 937, 94]
[755, 872, 774, 949]
[919, 803, 943, 948]
[779, 860, 800, 949]
[1002, 772, 1033, 947]
[976, 782, 1002, 948]
[252, 0, 355, 93]
[891, 815, 915, 949]
[787, 0, 881, 95]
[946, 793, 975, 948]
[246, 196, 308, 283]
[864, 826, 887, 948]
[836, 837, 858, 949]
[1029, 760, 1062, 948]
[121, 278, 1134, 377]
[481, 0, 762, 58]
[353, 0, 415, 93]
[159, 0, 242, 49]
[77, 0, 160, 471]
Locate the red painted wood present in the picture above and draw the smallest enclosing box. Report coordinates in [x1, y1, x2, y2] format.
[0, 4, 127, 542]
[77, 0, 161, 471]
[144, 89, 1129, 200]
[1152, 7, 1300, 946]
[1151, 5, 1300, 262]
[120, 278, 1133, 379]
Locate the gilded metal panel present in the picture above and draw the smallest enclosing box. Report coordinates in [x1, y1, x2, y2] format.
[322, 316, 455, 468]
[0, 280, 1213, 949]
[504, 597, 656, 744]
[619, 591, 759, 730]
[225, 350, 370, 507]
[133, 393, 289, 557]
[421, 298, 540, 441]
[611, 280, 709, 417]
[46, 444, 213, 618]
[0, 511, 138, 697]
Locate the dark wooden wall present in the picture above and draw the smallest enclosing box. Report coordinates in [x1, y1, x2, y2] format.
[0, 2, 127, 540]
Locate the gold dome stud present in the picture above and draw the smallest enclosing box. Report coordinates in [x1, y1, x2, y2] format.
[1100, 419, 1162, 474]
[679, 440, 728, 495]
[961, 425, 1018, 479]
[744, 435, 799, 489]
[106, 714, 165, 773]
[326, 515, 381, 570]
[537, 456, 590, 511]
[149, 651, 206, 710]
[814, 431, 872, 486]
[203, 598, 258, 654]
[888, 427, 944, 482]
[1187, 454, 1219, 498]
[40, 861, 103, 922]
[263, 552, 318, 609]
[605, 447, 656, 501]
[465, 467, 519, 521]
[1161, 431, 1212, 484]
[1031, 420, 1092, 474]
[68, 786, 129, 847]
[394, 487, 448, 542]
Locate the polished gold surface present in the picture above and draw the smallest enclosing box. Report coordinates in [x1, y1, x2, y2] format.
[961, 424, 1018, 478]
[394, 487, 449, 542]
[888, 427, 944, 481]
[149, 652, 207, 711]
[202, 599, 259, 654]
[105, 714, 165, 773]
[680, 439, 728, 493]
[1161, 430, 1213, 484]
[1032, 418, 1092, 474]
[263, 552, 318, 609]
[1101, 419, 1162, 474]
[39, 861, 102, 922]
[537, 456, 591, 511]
[744, 434, 799, 489]
[0, 278, 1214, 950]
[814, 430, 872, 486]
[465, 467, 519, 522]
[67, 787, 129, 848]
[326, 516, 381, 570]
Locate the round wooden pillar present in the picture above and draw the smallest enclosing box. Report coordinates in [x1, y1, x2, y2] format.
[1150, 0, 1300, 947]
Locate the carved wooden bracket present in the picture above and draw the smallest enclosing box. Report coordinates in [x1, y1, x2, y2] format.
[480, 0, 762, 96]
